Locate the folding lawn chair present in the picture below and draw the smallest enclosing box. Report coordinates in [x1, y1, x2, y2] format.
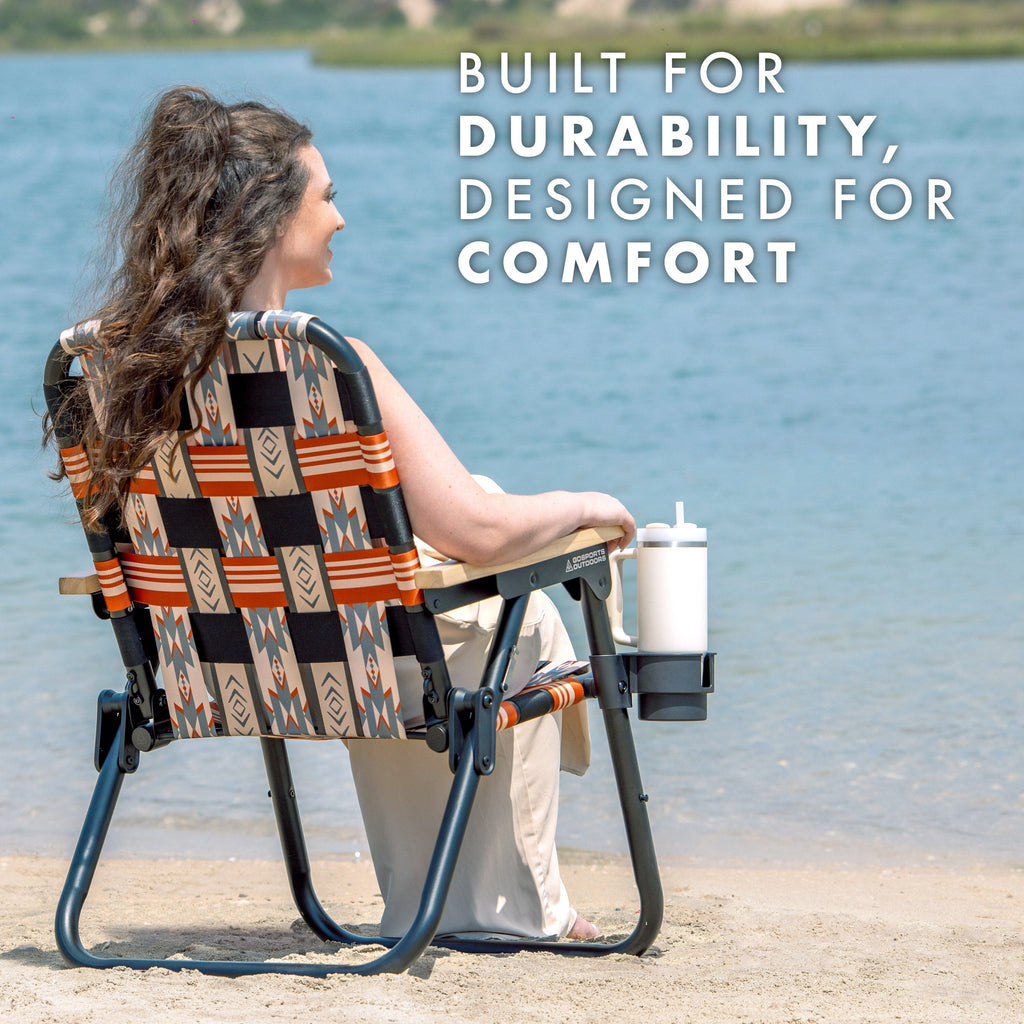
[43, 310, 711, 976]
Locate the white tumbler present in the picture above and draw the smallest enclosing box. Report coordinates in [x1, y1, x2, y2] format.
[610, 501, 708, 654]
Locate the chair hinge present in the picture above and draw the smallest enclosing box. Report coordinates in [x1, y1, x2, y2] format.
[94, 689, 142, 775]
[446, 684, 499, 777]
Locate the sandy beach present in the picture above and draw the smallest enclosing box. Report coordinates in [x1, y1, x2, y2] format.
[2, 852, 1020, 1023]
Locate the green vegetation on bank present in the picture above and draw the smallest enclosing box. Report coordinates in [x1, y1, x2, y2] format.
[1, 2, 1022, 64]
[313, 2, 1024, 66]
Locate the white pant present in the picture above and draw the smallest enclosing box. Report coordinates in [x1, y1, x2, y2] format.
[347, 589, 588, 938]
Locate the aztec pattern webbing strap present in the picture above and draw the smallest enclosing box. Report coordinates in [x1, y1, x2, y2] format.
[494, 675, 593, 734]
[59, 311, 421, 741]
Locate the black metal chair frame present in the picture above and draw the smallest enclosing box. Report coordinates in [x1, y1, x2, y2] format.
[43, 314, 666, 977]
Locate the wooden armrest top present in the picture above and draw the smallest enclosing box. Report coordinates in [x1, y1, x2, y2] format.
[412, 525, 623, 590]
[59, 572, 101, 595]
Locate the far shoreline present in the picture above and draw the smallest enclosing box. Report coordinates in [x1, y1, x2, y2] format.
[3, 2, 1024, 68]
[4, 41, 1023, 66]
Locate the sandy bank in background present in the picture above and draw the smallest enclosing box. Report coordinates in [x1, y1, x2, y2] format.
[2, 854, 1021, 1023]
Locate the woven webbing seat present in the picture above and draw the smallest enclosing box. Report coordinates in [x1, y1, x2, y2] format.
[43, 310, 664, 976]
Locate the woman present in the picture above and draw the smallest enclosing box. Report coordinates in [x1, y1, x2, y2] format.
[56, 86, 634, 940]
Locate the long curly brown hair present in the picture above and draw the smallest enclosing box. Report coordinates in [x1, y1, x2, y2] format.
[48, 85, 313, 529]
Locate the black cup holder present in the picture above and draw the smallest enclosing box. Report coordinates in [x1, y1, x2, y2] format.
[624, 652, 715, 722]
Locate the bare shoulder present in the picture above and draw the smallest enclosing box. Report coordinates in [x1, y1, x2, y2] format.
[347, 337, 407, 392]
[344, 335, 383, 369]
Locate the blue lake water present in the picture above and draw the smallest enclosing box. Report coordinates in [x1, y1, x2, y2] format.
[0, 51, 1021, 867]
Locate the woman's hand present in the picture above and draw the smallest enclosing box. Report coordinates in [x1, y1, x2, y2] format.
[579, 492, 635, 552]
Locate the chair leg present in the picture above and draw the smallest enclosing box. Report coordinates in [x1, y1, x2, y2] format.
[580, 580, 664, 953]
[261, 736, 386, 947]
[55, 704, 129, 969]
[263, 731, 488, 975]
[596, 703, 664, 953]
[54, 700, 486, 976]
[363, 733, 483, 968]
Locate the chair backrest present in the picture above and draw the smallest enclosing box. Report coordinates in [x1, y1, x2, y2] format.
[54, 311, 441, 742]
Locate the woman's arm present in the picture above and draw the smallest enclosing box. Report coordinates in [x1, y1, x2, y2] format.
[349, 338, 635, 565]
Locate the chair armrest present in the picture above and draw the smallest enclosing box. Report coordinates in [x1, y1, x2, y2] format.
[59, 572, 101, 595]
[413, 526, 623, 590]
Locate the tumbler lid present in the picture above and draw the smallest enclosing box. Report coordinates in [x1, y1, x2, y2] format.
[636, 500, 706, 545]
[637, 522, 706, 546]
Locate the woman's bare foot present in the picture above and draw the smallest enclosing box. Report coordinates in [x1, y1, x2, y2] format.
[565, 912, 601, 940]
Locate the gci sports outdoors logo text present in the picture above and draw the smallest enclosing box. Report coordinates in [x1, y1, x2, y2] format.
[566, 548, 608, 573]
